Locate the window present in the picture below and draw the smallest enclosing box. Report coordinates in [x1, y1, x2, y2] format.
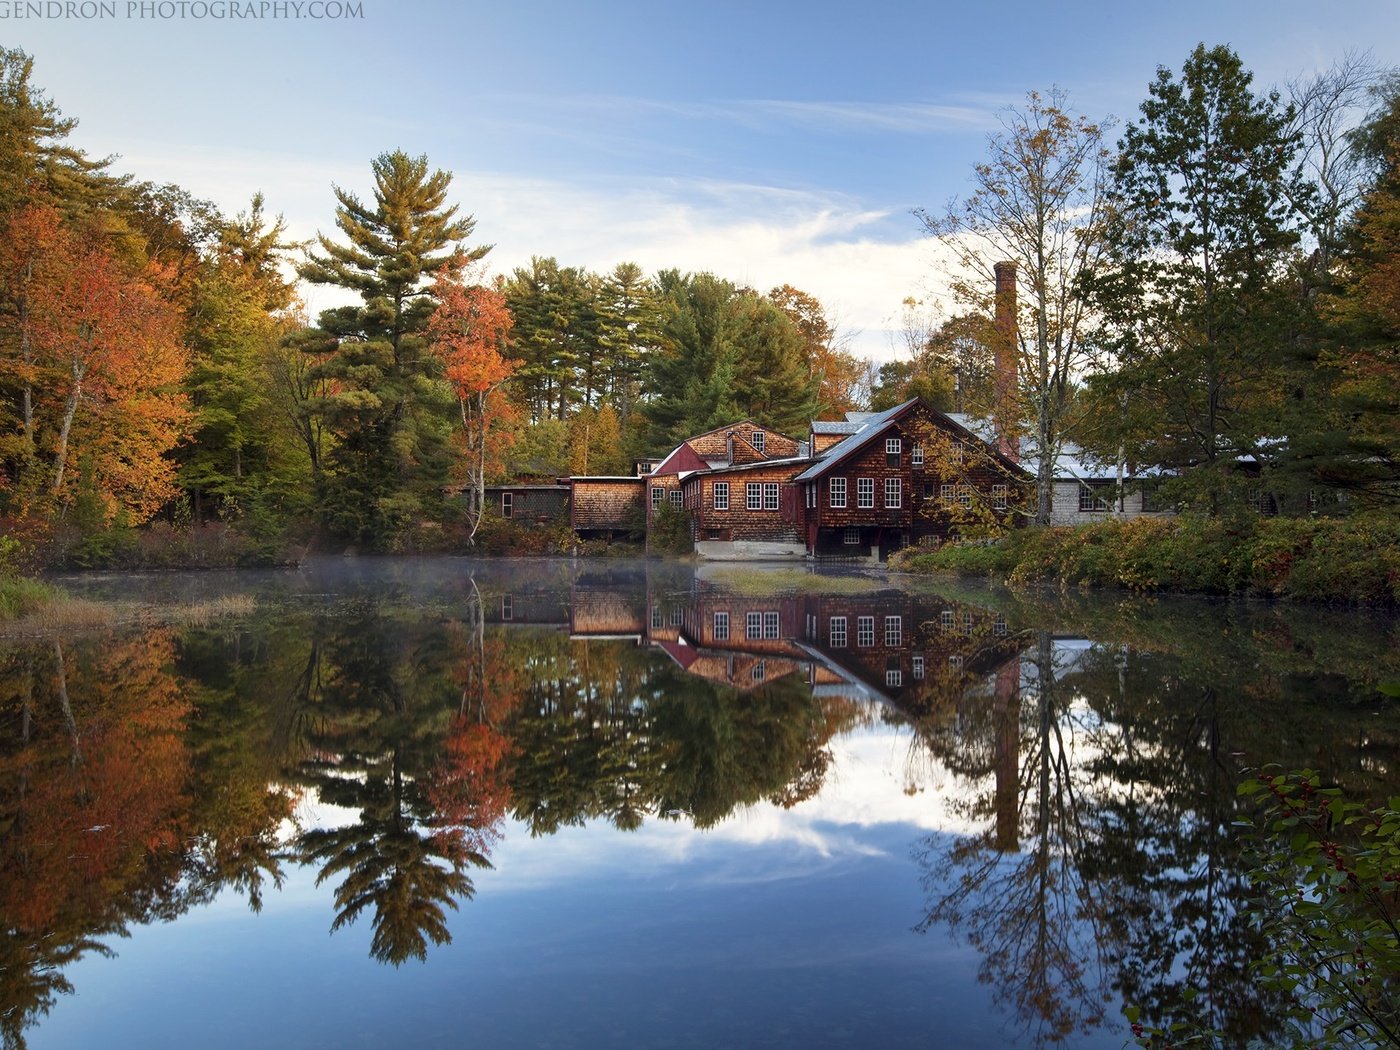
[714, 611, 730, 641]
[844, 526, 861, 545]
[953, 441, 965, 465]
[651, 486, 663, 509]
[751, 660, 766, 682]
[857, 616, 875, 647]
[940, 609, 955, 633]
[963, 612, 974, 636]
[1078, 485, 1110, 512]
[912, 444, 924, 467]
[948, 654, 964, 671]
[501, 595, 513, 620]
[957, 484, 972, 508]
[829, 616, 847, 647]
[885, 437, 901, 465]
[751, 430, 765, 453]
[884, 615, 902, 646]
[806, 484, 815, 508]
[747, 483, 763, 511]
[669, 605, 684, 626]
[857, 478, 875, 508]
[885, 669, 903, 687]
[992, 484, 1008, 510]
[746, 612, 763, 640]
[993, 614, 1008, 637]
[651, 605, 663, 629]
[763, 483, 779, 511]
[501, 492, 513, 518]
[669, 489, 683, 508]
[885, 478, 902, 509]
[829, 477, 847, 508]
[940, 484, 956, 505]
[713, 481, 729, 511]
[763, 612, 780, 639]
[913, 655, 925, 679]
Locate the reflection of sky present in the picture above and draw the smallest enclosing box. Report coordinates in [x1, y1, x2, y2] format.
[30, 715, 1126, 1050]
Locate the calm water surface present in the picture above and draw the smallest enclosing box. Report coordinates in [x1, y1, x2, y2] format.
[4, 558, 1398, 1049]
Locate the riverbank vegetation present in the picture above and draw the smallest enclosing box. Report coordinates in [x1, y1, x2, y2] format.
[894, 514, 1400, 605]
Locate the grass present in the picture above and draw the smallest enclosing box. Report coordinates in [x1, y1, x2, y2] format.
[0, 574, 257, 637]
[702, 566, 885, 596]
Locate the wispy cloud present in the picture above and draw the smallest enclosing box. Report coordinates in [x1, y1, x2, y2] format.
[490, 92, 1007, 136]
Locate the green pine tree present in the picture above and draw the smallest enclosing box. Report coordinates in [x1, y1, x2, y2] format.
[298, 151, 486, 548]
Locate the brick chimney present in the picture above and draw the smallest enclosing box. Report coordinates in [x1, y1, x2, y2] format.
[992, 261, 1019, 463]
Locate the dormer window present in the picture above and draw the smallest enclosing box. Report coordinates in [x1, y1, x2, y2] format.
[751, 431, 765, 453]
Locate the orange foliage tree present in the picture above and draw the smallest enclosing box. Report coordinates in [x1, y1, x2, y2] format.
[427, 264, 516, 543]
[0, 203, 189, 522]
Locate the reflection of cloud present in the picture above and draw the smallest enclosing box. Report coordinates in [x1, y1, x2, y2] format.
[482, 721, 986, 895]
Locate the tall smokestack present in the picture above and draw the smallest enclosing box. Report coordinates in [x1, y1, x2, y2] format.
[993, 261, 1019, 463]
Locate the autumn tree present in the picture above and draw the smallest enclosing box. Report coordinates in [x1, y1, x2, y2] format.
[768, 284, 864, 415]
[298, 150, 485, 548]
[1085, 45, 1310, 513]
[426, 265, 516, 543]
[0, 205, 189, 522]
[918, 89, 1111, 524]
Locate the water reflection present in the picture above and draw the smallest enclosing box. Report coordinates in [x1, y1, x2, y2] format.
[2, 559, 1399, 1048]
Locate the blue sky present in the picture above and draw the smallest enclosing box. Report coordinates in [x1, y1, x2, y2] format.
[7, 0, 1400, 358]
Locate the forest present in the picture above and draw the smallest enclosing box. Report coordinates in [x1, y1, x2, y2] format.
[0, 42, 1398, 565]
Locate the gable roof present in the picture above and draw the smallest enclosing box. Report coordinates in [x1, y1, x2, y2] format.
[793, 400, 918, 482]
[796, 398, 1031, 482]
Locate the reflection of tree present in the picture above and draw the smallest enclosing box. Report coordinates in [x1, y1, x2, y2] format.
[0, 634, 192, 1049]
[913, 634, 1110, 1046]
[904, 604, 1400, 1048]
[289, 592, 500, 965]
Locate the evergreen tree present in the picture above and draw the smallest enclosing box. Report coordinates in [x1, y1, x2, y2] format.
[298, 151, 484, 547]
[642, 271, 816, 449]
[1086, 45, 1310, 513]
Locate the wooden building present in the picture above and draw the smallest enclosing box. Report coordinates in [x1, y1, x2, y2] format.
[484, 483, 571, 526]
[793, 399, 1029, 560]
[569, 476, 645, 538]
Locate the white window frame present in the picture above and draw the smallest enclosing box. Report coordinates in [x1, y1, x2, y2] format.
[912, 444, 924, 467]
[886, 437, 902, 457]
[651, 486, 664, 509]
[856, 615, 875, 647]
[992, 484, 1008, 511]
[884, 615, 902, 647]
[713, 481, 729, 511]
[913, 655, 925, 679]
[885, 669, 903, 687]
[763, 483, 779, 511]
[501, 595, 513, 620]
[885, 478, 902, 509]
[829, 477, 847, 508]
[957, 484, 972, 509]
[669, 489, 683, 508]
[501, 491, 513, 517]
[857, 477, 875, 509]
[752, 660, 766, 681]
[843, 526, 861, 545]
[714, 611, 730, 641]
[747, 483, 763, 511]
[746, 611, 763, 640]
[751, 430, 765, 453]
[829, 616, 847, 647]
[763, 611, 780, 639]
[940, 483, 956, 505]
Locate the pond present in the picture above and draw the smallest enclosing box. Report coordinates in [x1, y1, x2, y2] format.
[3, 558, 1398, 1049]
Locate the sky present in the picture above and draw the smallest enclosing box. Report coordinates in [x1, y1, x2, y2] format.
[6, 0, 1400, 360]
